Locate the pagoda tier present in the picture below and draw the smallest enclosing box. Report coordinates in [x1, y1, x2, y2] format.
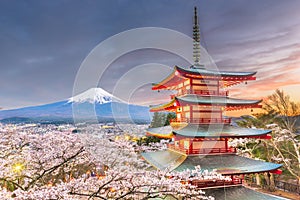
[141, 150, 282, 175]
[150, 95, 262, 112]
[146, 124, 271, 139]
[152, 65, 257, 91]
[203, 186, 285, 200]
[150, 95, 261, 125]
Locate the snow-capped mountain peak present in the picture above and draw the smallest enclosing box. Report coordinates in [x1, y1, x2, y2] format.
[68, 88, 124, 104]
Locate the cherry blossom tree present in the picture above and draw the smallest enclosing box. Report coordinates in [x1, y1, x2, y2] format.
[0, 126, 227, 199]
[266, 124, 300, 184]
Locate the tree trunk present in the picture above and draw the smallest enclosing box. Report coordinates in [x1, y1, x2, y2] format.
[256, 173, 261, 186]
[269, 173, 276, 191]
[263, 173, 270, 190]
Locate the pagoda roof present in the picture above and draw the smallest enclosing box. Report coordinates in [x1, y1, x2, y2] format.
[177, 65, 257, 77]
[150, 95, 261, 111]
[149, 99, 176, 112]
[176, 95, 262, 106]
[203, 186, 287, 200]
[152, 65, 257, 90]
[141, 150, 282, 175]
[146, 126, 173, 139]
[146, 125, 270, 138]
[173, 124, 271, 138]
[141, 149, 187, 171]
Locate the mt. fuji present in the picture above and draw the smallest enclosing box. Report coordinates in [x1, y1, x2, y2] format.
[0, 88, 151, 124]
[68, 88, 124, 104]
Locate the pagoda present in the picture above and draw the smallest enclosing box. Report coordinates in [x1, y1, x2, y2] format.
[142, 7, 283, 199]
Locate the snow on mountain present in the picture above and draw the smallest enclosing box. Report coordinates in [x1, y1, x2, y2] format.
[68, 88, 124, 104]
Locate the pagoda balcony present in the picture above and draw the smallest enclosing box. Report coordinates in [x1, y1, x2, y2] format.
[171, 118, 231, 124]
[191, 178, 242, 188]
[168, 144, 237, 155]
[178, 89, 228, 96]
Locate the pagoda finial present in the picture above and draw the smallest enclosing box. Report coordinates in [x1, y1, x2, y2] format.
[192, 6, 202, 68]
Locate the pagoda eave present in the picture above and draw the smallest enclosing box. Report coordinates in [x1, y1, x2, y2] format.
[152, 75, 186, 90]
[172, 124, 272, 138]
[146, 126, 174, 139]
[149, 99, 176, 112]
[203, 186, 285, 200]
[175, 65, 257, 79]
[152, 68, 187, 90]
[141, 150, 282, 175]
[172, 133, 271, 139]
[152, 66, 258, 91]
[150, 96, 262, 111]
[146, 131, 173, 139]
[150, 106, 176, 112]
[176, 95, 262, 107]
[177, 101, 262, 107]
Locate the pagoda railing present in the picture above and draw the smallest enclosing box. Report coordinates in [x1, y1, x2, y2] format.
[168, 144, 237, 155]
[179, 89, 228, 96]
[192, 178, 242, 188]
[171, 118, 231, 124]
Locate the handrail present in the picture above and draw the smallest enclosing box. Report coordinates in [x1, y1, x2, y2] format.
[178, 89, 229, 96]
[192, 177, 242, 188]
[171, 118, 231, 124]
[168, 144, 237, 155]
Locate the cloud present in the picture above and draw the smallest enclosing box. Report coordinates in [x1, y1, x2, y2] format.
[1, 0, 300, 109]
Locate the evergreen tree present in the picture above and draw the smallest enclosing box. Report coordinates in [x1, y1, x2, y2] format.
[150, 112, 166, 128]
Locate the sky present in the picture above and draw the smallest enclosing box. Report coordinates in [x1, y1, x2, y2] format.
[1, 0, 300, 110]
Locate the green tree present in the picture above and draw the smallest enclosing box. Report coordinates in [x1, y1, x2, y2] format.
[164, 112, 176, 126]
[150, 112, 167, 128]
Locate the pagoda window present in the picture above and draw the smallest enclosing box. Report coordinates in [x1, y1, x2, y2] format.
[185, 112, 190, 118]
[192, 105, 201, 111]
[183, 140, 189, 149]
[183, 106, 190, 111]
[177, 113, 181, 119]
[192, 79, 203, 84]
[178, 88, 182, 95]
[178, 83, 183, 88]
[202, 140, 226, 149]
[192, 112, 201, 118]
[193, 141, 202, 149]
[175, 141, 179, 147]
[192, 141, 226, 149]
[193, 85, 206, 90]
[184, 79, 190, 86]
[200, 112, 220, 119]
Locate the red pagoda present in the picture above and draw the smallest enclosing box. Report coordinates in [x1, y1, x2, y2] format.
[142, 7, 283, 199]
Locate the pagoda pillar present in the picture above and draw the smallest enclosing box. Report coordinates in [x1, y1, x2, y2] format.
[217, 80, 220, 95]
[189, 138, 193, 154]
[190, 105, 193, 122]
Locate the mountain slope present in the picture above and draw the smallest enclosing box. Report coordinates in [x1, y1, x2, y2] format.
[0, 88, 151, 123]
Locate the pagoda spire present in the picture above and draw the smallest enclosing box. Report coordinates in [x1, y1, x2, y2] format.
[192, 6, 202, 68]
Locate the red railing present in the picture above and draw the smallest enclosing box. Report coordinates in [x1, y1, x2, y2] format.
[171, 118, 231, 124]
[168, 144, 237, 155]
[192, 177, 242, 188]
[178, 89, 228, 96]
